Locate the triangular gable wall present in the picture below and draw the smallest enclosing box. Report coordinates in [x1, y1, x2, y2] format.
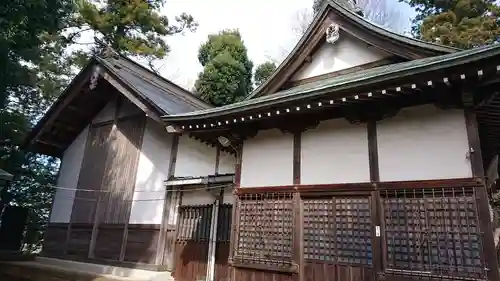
[289, 31, 393, 84]
[247, 1, 457, 99]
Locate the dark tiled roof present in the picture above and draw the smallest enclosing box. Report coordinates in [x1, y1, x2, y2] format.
[97, 55, 212, 115]
[162, 43, 500, 122]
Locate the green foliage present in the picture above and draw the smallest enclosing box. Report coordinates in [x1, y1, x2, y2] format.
[0, 0, 75, 251]
[254, 62, 277, 87]
[401, 0, 500, 48]
[75, 0, 197, 61]
[195, 30, 253, 106]
[0, 0, 75, 108]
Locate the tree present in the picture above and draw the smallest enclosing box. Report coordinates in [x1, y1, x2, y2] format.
[0, 0, 75, 108]
[402, 0, 500, 49]
[0, 0, 75, 251]
[195, 30, 253, 106]
[70, 0, 198, 70]
[254, 62, 277, 87]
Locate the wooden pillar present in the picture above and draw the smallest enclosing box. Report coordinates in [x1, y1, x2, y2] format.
[464, 107, 500, 281]
[228, 143, 242, 280]
[156, 134, 179, 268]
[292, 130, 303, 281]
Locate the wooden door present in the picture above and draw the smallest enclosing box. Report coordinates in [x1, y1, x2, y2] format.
[173, 205, 212, 281]
[302, 194, 375, 281]
[378, 186, 488, 281]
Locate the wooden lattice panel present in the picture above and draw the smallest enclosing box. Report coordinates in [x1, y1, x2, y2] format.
[382, 188, 486, 279]
[176, 205, 212, 242]
[234, 192, 293, 267]
[303, 197, 373, 265]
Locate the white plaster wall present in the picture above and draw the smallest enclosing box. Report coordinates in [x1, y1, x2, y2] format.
[291, 32, 390, 81]
[180, 189, 215, 206]
[50, 126, 89, 223]
[222, 187, 235, 205]
[129, 120, 172, 224]
[301, 119, 370, 184]
[240, 129, 294, 187]
[175, 135, 217, 177]
[377, 105, 472, 181]
[92, 99, 116, 123]
[218, 150, 236, 175]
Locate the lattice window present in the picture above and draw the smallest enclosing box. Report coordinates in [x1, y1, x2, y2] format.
[382, 187, 486, 279]
[233, 192, 293, 268]
[176, 205, 212, 242]
[303, 197, 373, 265]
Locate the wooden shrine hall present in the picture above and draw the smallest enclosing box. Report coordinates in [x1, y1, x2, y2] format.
[21, 1, 500, 281]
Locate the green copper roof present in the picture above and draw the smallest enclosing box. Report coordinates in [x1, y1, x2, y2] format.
[162, 43, 500, 122]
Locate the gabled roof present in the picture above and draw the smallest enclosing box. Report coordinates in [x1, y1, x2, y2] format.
[24, 52, 212, 157]
[96, 54, 212, 114]
[246, 0, 459, 100]
[162, 43, 500, 123]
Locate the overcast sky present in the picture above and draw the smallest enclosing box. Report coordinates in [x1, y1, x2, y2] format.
[147, 0, 415, 90]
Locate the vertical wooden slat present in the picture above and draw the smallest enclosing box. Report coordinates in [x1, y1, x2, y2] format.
[71, 124, 112, 224]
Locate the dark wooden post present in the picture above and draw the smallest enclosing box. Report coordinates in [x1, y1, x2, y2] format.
[292, 129, 304, 281]
[464, 104, 500, 281]
[156, 134, 179, 268]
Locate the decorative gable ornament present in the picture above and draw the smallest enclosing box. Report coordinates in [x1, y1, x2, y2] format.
[325, 23, 340, 44]
[89, 65, 101, 90]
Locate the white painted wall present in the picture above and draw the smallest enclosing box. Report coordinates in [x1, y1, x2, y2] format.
[175, 135, 217, 177]
[222, 187, 235, 205]
[218, 150, 236, 175]
[377, 105, 472, 181]
[291, 32, 390, 81]
[50, 126, 89, 223]
[180, 188, 215, 206]
[240, 129, 294, 187]
[129, 120, 172, 224]
[301, 119, 370, 184]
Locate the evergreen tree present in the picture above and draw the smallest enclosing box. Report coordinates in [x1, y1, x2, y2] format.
[254, 62, 277, 87]
[0, 0, 75, 108]
[0, 0, 75, 251]
[195, 30, 253, 106]
[70, 0, 198, 69]
[402, 0, 500, 48]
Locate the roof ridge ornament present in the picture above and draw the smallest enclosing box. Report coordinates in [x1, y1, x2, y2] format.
[326, 23, 340, 44]
[89, 65, 102, 90]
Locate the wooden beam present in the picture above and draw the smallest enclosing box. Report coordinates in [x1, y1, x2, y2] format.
[101, 71, 162, 123]
[293, 132, 301, 185]
[234, 144, 243, 188]
[27, 63, 95, 149]
[156, 134, 179, 268]
[367, 121, 379, 182]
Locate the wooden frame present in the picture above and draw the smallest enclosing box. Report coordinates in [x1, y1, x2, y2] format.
[228, 178, 497, 281]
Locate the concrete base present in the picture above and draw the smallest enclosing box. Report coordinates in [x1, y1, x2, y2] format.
[0, 257, 175, 281]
